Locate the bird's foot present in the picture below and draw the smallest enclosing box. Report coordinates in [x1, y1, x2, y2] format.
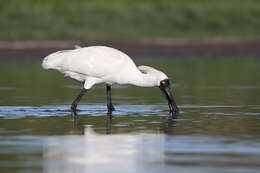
[169, 110, 178, 119]
[71, 102, 78, 112]
[70, 108, 80, 112]
[107, 104, 115, 111]
[107, 109, 113, 117]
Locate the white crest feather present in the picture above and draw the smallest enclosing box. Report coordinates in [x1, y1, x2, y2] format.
[138, 65, 159, 74]
[138, 65, 168, 82]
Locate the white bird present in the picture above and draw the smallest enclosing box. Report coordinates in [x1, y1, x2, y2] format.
[42, 46, 179, 117]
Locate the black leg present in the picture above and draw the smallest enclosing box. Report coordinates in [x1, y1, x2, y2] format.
[71, 88, 87, 111]
[106, 85, 115, 111]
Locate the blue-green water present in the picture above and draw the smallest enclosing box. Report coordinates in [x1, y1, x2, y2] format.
[0, 58, 260, 173]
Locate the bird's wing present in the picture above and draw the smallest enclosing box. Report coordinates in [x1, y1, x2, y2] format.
[42, 46, 136, 80]
[63, 71, 86, 82]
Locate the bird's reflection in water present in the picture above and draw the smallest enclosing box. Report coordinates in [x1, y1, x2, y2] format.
[71, 110, 78, 121]
[70, 110, 113, 135]
[164, 117, 176, 135]
[71, 110, 176, 135]
[106, 110, 112, 134]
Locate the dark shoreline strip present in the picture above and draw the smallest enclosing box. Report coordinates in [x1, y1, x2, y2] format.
[0, 37, 260, 59]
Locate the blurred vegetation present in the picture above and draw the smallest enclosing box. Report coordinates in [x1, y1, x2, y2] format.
[0, 0, 260, 40]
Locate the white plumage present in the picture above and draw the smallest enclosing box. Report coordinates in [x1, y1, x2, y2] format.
[42, 46, 168, 89]
[42, 46, 179, 117]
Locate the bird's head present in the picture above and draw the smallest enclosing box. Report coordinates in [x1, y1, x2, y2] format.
[138, 66, 179, 116]
[138, 65, 168, 86]
[159, 78, 179, 115]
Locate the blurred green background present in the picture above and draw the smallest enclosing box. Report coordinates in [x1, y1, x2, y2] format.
[0, 0, 260, 41]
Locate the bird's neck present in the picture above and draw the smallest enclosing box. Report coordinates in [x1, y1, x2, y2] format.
[132, 72, 158, 87]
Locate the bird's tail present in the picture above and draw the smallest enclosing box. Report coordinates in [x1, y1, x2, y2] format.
[42, 45, 81, 70]
[42, 50, 70, 70]
[42, 55, 51, 70]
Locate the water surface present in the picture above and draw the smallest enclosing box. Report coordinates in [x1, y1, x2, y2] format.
[0, 58, 260, 173]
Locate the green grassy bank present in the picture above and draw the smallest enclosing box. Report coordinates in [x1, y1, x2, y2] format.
[0, 0, 260, 41]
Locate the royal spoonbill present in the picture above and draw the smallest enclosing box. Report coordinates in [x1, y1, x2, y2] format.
[42, 46, 179, 117]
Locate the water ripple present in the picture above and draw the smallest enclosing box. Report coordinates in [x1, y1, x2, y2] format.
[0, 105, 165, 119]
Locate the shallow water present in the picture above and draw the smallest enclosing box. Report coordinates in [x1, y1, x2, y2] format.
[0, 58, 260, 173]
